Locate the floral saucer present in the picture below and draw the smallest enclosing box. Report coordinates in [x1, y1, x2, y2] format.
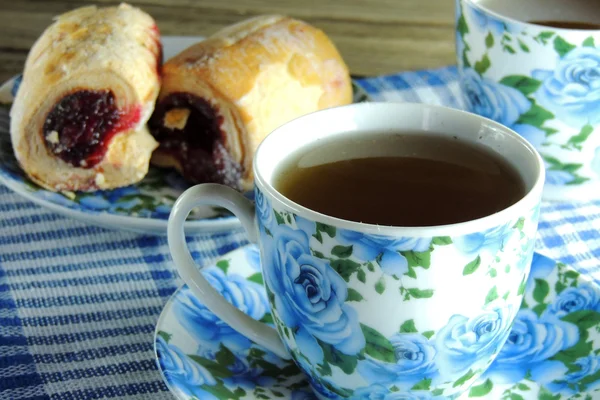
[0, 37, 370, 235]
[154, 245, 600, 399]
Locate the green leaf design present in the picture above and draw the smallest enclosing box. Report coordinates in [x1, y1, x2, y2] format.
[432, 236, 453, 246]
[411, 378, 432, 391]
[331, 259, 361, 282]
[502, 290, 509, 300]
[517, 383, 530, 391]
[554, 36, 576, 57]
[332, 245, 353, 258]
[532, 303, 548, 317]
[517, 38, 530, 52]
[516, 103, 554, 128]
[357, 268, 367, 283]
[274, 210, 285, 225]
[453, 369, 476, 387]
[316, 222, 336, 238]
[347, 288, 364, 302]
[503, 44, 516, 54]
[216, 260, 230, 273]
[562, 310, 600, 330]
[463, 256, 481, 276]
[469, 378, 493, 397]
[474, 54, 491, 75]
[407, 288, 434, 299]
[215, 345, 236, 367]
[248, 273, 264, 285]
[490, 268, 497, 278]
[399, 319, 418, 333]
[189, 355, 234, 378]
[431, 388, 444, 396]
[312, 250, 326, 259]
[260, 313, 274, 325]
[157, 330, 171, 343]
[513, 217, 526, 231]
[564, 270, 580, 280]
[375, 276, 386, 294]
[485, 32, 494, 48]
[499, 76, 542, 96]
[314, 231, 323, 243]
[423, 330, 435, 339]
[457, 13, 469, 37]
[404, 250, 431, 269]
[533, 278, 550, 303]
[485, 286, 498, 304]
[535, 31, 555, 44]
[583, 36, 596, 48]
[361, 323, 396, 363]
[565, 124, 594, 151]
[555, 280, 567, 294]
[316, 361, 332, 376]
[538, 387, 562, 400]
[367, 262, 375, 272]
[510, 393, 525, 400]
[321, 341, 358, 374]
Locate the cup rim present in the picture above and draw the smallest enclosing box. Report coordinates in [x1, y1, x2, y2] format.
[464, 0, 600, 33]
[253, 102, 545, 237]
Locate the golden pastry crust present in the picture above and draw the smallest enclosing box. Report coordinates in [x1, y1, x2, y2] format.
[150, 15, 352, 191]
[10, 3, 161, 192]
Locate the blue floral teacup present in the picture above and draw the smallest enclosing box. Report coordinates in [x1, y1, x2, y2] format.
[167, 103, 544, 399]
[456, 0, 600, 201]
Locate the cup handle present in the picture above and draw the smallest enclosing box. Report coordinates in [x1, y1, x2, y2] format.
[167, 183, 290, 359]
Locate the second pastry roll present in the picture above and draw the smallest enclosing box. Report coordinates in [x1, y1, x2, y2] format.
[149, 15, 353, 191]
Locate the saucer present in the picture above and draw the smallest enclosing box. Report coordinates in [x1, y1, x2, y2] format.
[154, 245, 600, 399]
[0, 37, 371, 235]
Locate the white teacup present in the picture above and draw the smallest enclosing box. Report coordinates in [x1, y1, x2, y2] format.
[456, 0, 600, 201]
[168, 103, 544, 398]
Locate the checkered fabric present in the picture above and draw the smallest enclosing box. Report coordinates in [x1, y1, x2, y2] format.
[0, 66, 598, 399]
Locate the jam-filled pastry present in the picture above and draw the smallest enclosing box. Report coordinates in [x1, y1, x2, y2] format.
[149, 15, 353, 191]
[10, 4, 161, 192]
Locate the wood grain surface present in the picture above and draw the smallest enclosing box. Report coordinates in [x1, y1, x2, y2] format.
[0, 0, 456, 82]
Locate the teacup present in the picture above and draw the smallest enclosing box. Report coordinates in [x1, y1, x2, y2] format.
[456, 0, 600, 201]
[167, 103, 544, 398]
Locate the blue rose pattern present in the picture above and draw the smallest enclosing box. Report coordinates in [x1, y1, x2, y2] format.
[484, 310, 579, 383]
[435, 306, 513, 378]
[172, 267, 269, 352]
[468, 4, 505, 35]
[354, 385, 443, 400]
[156, 336, 218, 400]
[545, 355, 600, 395]
[533, 47, 600, 127]
[454, 222, 515, 256]
[461, 68, 531, 127]
[255, 187, 273, 230]
[260, 223, 365, 363]
[358, 333, 438, 388]
[337, 230, 431, 277]
[543, 283, 600, 318]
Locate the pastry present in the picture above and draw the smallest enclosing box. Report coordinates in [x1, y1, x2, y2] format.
[10, 4, 161, 192]
[149, 15, 352, 191]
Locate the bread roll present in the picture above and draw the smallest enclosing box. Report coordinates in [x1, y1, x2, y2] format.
[10, 3, 161, 192]
[149, 15, 352, 191]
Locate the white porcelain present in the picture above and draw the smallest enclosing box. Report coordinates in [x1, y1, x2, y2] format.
[167, 102, 545, 398]
[456, 0, 600, 201]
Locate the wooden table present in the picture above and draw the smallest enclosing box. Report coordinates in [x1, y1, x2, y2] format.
[0, 0, 455, 82]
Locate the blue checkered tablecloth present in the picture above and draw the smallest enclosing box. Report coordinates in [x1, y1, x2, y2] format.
[1, 66, 599, 400]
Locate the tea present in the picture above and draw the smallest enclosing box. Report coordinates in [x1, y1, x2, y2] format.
[274, 133, 525, 227]
[528, 20, 600, 30]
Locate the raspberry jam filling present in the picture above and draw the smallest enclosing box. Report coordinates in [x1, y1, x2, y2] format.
[43, 90, 140, 168]
[149, 93, 243, 190]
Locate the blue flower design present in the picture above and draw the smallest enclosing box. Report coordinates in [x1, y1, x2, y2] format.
[255, 188, 273, 229]
[172, 267, 269, 352]
[527, 253, 557, 287]
[468, 4, 505, 35]
[246, 246, 261, 272]
[156, 336, 218, 400]
[357, 333, 438, 388]
[484, 310, 579, 383]
[454, 222, 514, 257]
[533, 47, 600, 127]
[543, 283, 600, 319]
[545, 355, 600, 394]
[354, 385, 443, 400]
[337, 230, 431, 277]
[461, 68, 531, 127]
[512, 124, 546, 149]
[260, 223, 365, 364]
[435, 306, 514, 378]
